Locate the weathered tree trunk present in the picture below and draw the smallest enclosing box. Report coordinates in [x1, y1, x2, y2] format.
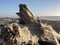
[0, 4, 60, 45]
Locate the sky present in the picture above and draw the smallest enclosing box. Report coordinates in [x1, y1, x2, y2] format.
[0, 0, 60, 18]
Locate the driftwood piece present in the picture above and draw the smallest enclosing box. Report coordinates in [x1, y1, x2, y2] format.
[16, 4, 40, 24]
[0, 4, 60, 45]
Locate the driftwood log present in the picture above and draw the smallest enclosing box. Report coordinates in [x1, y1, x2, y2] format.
[0, 4, 60, 45]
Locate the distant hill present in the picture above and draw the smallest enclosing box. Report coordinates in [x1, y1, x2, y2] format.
[40, 16, 60, 21]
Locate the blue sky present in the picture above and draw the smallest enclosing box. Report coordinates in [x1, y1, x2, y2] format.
[0, 0, 60, 18]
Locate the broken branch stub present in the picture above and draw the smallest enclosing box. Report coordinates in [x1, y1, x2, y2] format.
[16, 4, 40, 24]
